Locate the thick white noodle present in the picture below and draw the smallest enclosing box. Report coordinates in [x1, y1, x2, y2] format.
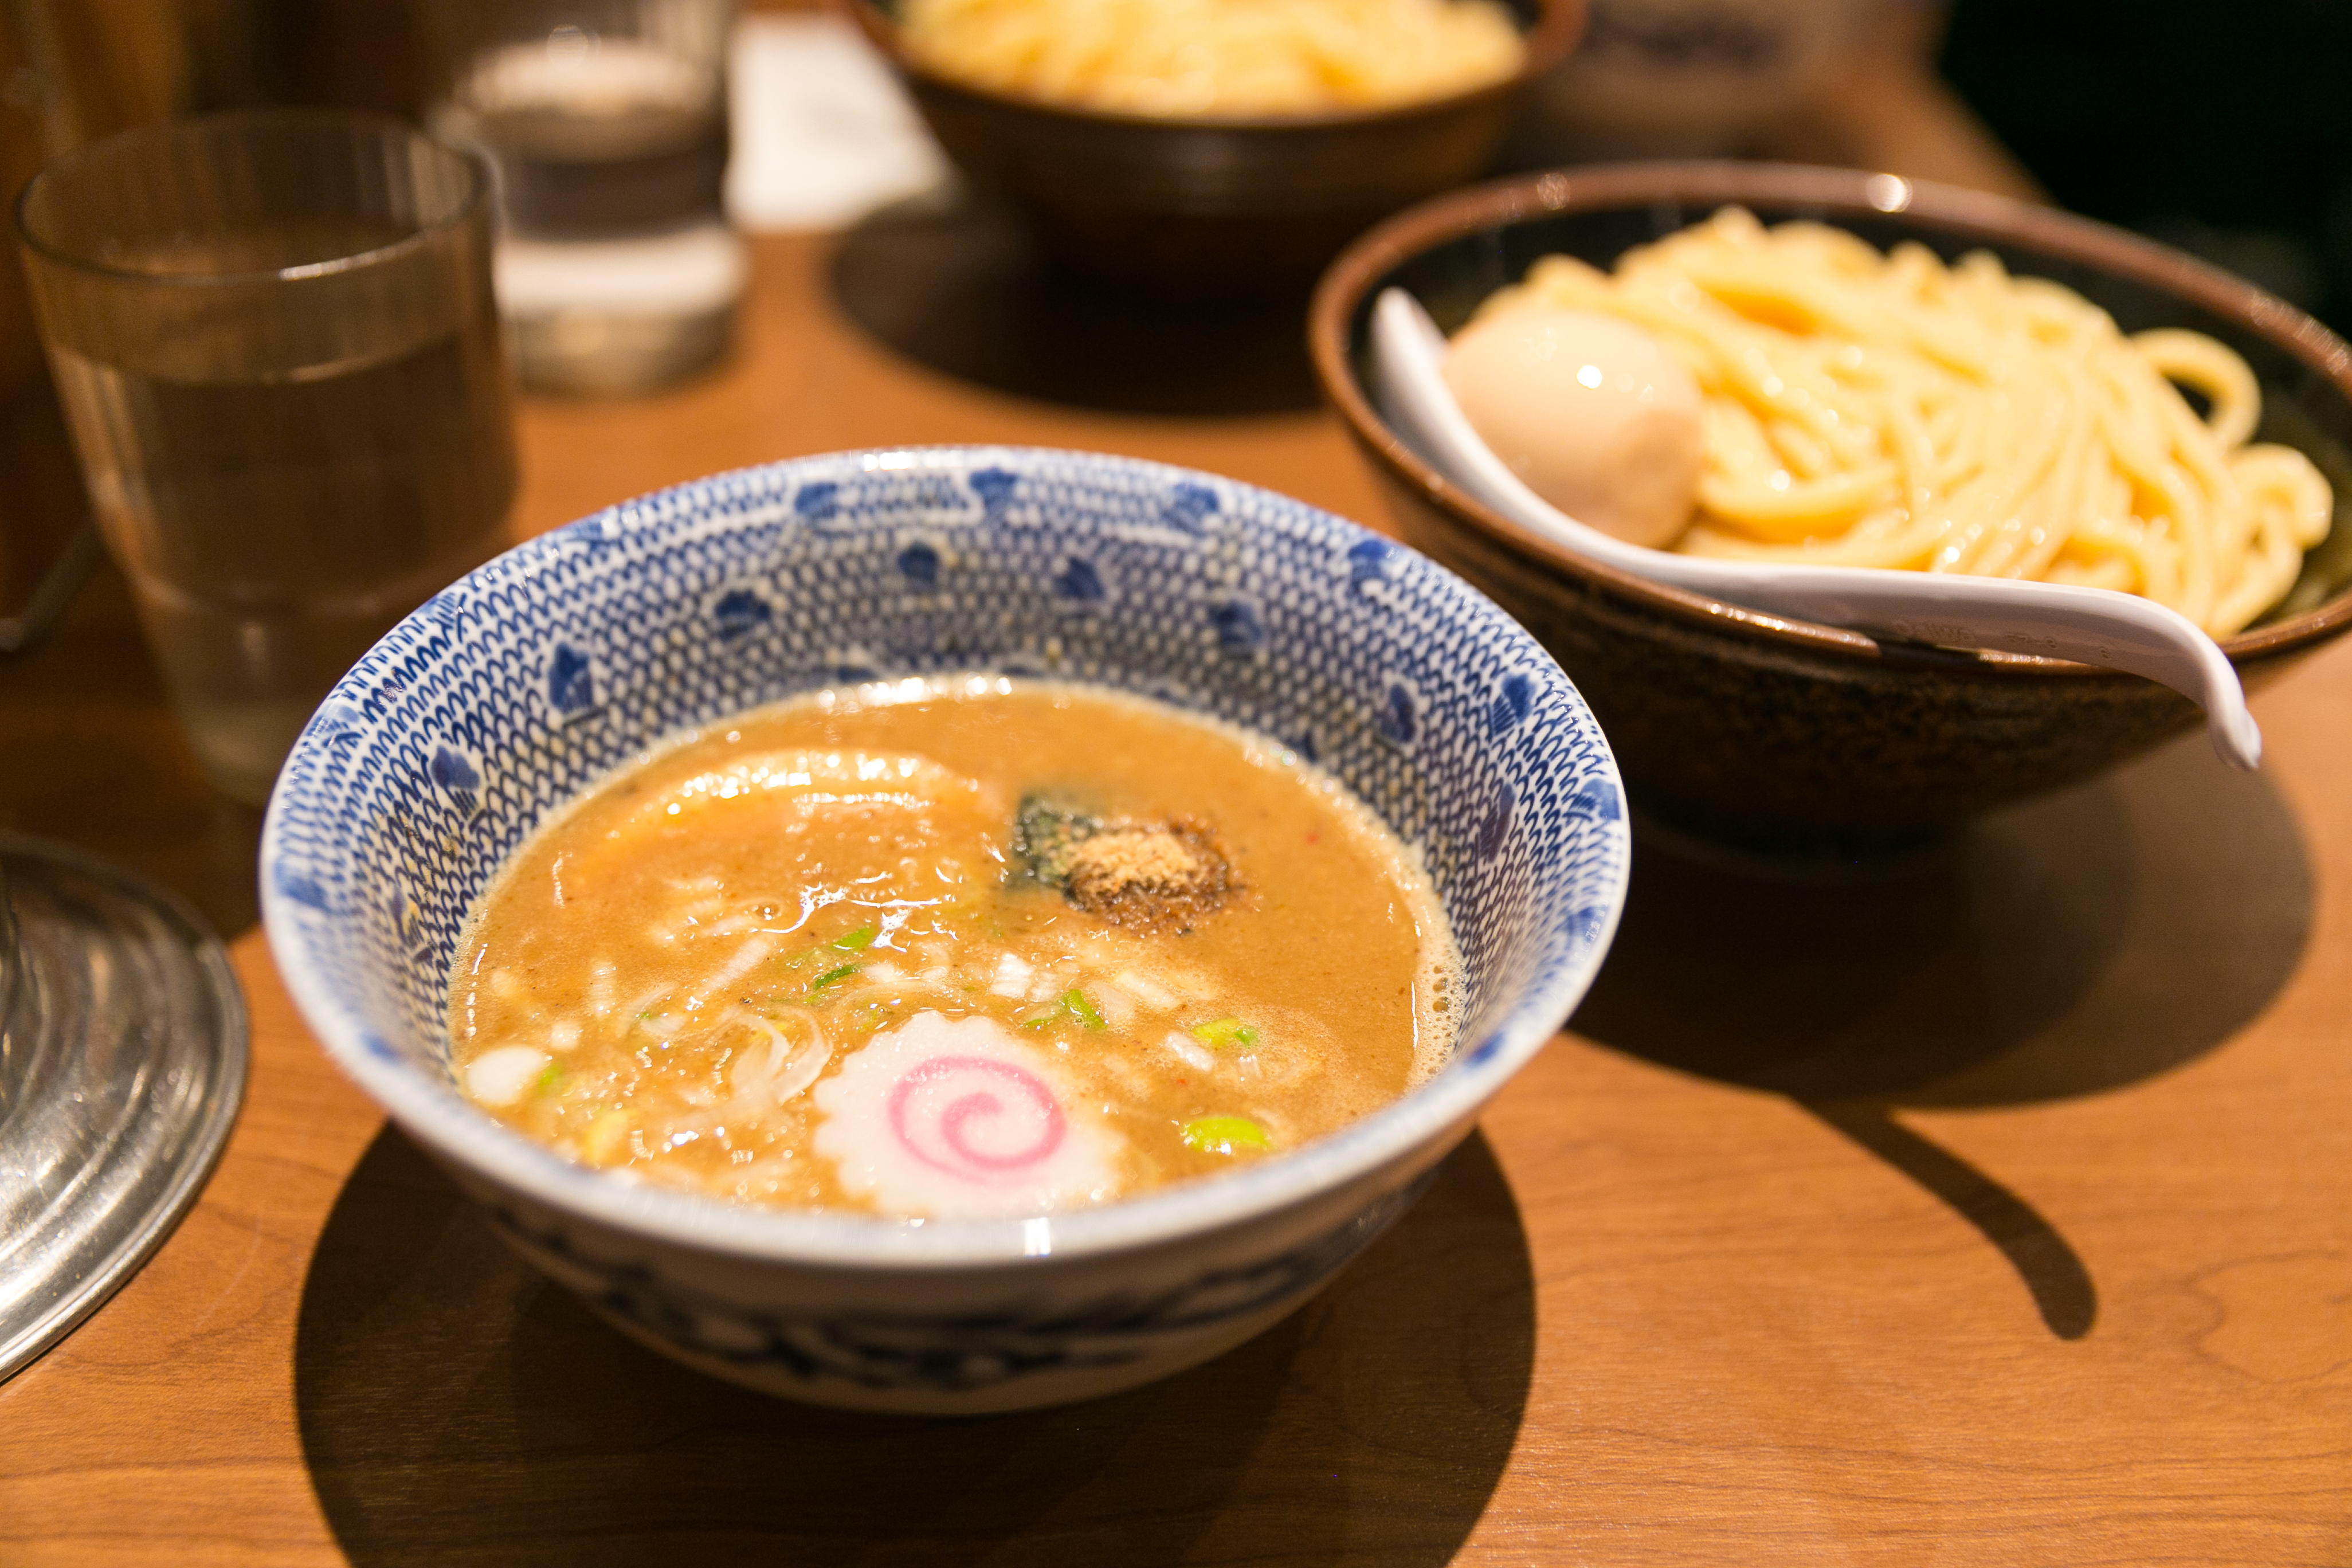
[1477, 209, 2335, 637]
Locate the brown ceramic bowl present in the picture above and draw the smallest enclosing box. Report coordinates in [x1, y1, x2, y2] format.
[1310, 163, 2352, 857]
[840, 0, 1585, 287]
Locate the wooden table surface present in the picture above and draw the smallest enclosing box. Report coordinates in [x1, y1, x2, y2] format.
[5, 199, 2350, 1566]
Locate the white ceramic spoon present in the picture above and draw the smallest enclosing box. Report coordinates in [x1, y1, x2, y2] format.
[1371, 288, 2263, 771]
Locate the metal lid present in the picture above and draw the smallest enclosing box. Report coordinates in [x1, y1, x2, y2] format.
[0, 834, 248, 1382]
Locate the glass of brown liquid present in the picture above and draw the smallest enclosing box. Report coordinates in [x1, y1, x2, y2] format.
[424, 0, 743, 395]
[14, 110, 519, 806]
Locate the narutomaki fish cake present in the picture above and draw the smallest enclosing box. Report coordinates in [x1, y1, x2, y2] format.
[449, 677, 1459, 1218]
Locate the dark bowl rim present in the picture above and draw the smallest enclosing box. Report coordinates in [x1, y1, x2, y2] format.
[836, 0, 1585, 132]
[1306, 159, 2352, 675]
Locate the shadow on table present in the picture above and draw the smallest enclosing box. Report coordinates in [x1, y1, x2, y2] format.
[293, 1127, 1533, 1568]
[827, 195, 1323, 418]
[1573, 730, 2312, 1340]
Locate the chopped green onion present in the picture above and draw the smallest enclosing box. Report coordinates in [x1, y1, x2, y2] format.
[833, 923, 878, 951]
[1189, 1016, 1260, 1049]
[1181, 1116, 1270, 1155]
[1024, 989, 1108, 1032]
[534, 1063, 566, 1094]
[809, 963, 861, 995]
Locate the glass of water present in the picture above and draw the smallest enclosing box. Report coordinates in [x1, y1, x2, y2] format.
[15, 110, 519, 805]
[423, 0, 743, 395]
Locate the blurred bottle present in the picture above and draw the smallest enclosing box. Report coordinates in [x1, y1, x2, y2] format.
[422, 0, 743, 395]
[1522, 0, 1873, 158]
[0, 0, 256, 645]
[0, 6, 77, 633]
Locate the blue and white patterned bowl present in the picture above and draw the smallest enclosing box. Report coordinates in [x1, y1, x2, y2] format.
[261, 446, 1629, 1414]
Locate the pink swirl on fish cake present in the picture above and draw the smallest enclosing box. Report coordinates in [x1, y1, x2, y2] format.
[813, 1011, 1120, 1217]
[887, 1055, 1067, 1182]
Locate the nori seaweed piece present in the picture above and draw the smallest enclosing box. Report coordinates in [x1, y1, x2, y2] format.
[1012, 794, 1100, 888]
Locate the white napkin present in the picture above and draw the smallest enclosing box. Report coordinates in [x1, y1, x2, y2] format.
[726, 11, 951, 232]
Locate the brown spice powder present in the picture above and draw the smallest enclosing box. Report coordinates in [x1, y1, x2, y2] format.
[1063, 817, 1240, 933]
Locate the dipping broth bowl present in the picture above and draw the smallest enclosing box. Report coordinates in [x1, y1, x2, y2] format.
[839, 0, 1585, 287]
[1310, 163, 2352, 860]
[260, 446, 1629, 1414]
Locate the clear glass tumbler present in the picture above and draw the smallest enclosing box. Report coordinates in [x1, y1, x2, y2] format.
[15, 110, 519, 805]
[423, 0, 743, 395]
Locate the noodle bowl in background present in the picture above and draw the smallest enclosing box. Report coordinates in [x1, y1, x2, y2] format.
[1310, 163, 2352, 849]
[844, 0, 1581, 286]
[1464, 208, 2333, 637]
[897, 0, 1528, 116]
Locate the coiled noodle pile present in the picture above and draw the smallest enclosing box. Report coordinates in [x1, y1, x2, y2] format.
[898, 0, 1526, 117]
[1476, 208, 2334, 636]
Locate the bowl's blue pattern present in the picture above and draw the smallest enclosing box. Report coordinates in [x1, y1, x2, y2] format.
[484, 1171, 1434, 1395]
[263, 446, 1628, 1401]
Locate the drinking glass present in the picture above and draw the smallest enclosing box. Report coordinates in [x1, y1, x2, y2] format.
[14, 110, 519, 805]
[423, 0, 743, 394]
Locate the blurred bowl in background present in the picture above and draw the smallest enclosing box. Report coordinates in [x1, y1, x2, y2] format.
[840, 0, 1585, 288]
[1310, 162, 2352, 860]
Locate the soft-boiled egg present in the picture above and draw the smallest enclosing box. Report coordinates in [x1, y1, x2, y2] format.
[1442, 304, 1704, 548]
